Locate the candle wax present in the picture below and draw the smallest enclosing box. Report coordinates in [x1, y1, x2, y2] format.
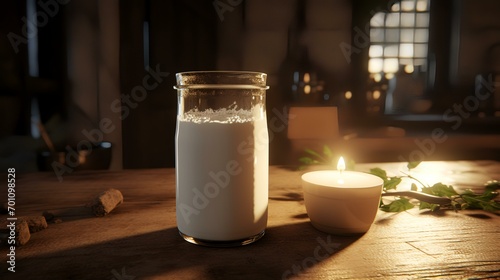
[302, 170, 383, 189]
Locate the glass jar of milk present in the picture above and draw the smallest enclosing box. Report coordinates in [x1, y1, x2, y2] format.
[174, 71, 269, 247]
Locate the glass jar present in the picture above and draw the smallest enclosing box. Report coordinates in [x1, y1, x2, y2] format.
[174, 71, 269, 247]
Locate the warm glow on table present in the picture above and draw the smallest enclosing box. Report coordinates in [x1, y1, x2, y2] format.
[1, 161, 499, 279]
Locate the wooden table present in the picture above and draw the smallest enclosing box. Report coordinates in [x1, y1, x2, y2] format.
[1, 161, 500, 279]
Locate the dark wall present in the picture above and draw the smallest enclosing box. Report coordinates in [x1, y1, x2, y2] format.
[0, 0, 67, 137]
[2, 0, 500, 171]
[120, 0, 218, 168]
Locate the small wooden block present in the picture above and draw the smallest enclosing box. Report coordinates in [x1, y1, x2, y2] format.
[88, 188, 124, 217]
[19, 216, 48, 233]
[0, 220, 31, 246]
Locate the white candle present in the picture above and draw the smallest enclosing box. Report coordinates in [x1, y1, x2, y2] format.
[301, 157, 384, 235]
[302, 170, 383, 190]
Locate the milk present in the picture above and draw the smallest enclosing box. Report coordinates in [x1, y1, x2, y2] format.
[175, 109, 268, 241]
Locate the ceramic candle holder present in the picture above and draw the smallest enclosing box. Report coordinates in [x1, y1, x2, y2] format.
[302, 170, 384, 235]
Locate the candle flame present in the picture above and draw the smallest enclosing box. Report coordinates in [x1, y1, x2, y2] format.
[337, 156, 346, 184]
[337, 156, 346, 172]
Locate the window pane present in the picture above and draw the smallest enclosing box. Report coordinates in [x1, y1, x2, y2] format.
[371, 28, 385, 42]
[401, 0, 415, 11]
[400, 43, 414, 57]
[369, 45, 384, 57]
[401, 13, 415, 27]
[416, 0, 429, 12]
[400, 29, 414, 42]
[369, 58, 384, 73]
[384, 45, 399, 57]
[383, 58, 399, 73]
[386, 13, 400, 27]
[385, 29, 400, 42]
[371, 12, 385, 27]
[414, 58, 426, 66]
[415, 29, 428, 42]
[416, 13, 429, 27]
[391, 2, 401, 12]
[414, 44, 428, 57]
[399, 58, 413, 65]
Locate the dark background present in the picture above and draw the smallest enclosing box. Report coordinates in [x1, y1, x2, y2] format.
[1, 0, 500, 173]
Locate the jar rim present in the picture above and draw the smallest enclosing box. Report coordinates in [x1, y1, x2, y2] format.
[174, 71, 269, 90]
[174, 84, 269, 90]
[176, 70, 267, 76]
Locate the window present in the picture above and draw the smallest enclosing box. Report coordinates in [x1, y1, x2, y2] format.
[369, 0, 430, 77]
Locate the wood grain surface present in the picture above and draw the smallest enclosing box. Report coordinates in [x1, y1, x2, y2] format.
[1, 161, 499, 279]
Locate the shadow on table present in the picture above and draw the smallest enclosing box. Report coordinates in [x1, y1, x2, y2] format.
[7, 222, 362, 280]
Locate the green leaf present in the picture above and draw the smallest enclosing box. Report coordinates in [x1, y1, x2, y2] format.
[370, 168, 388, 181]
[478, 191, 499, 201]
[485, 180, 500, 192]
[304, 148, 326, 162]
[299, 157, 315, 164]
[411, 183, 418, 191]
[322, 145, 333, 159]
[304, 148, 322, 158]
[482, 201, 500, 212]
[384, 177, 402, 190]
[380, 198, 414, 212]
[407, 161, 422, 170]
[419, 201, 440, 211]
[421, 183, 458, 197]
[460, 189, 500, 211]
[369, 168, 401, 191]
